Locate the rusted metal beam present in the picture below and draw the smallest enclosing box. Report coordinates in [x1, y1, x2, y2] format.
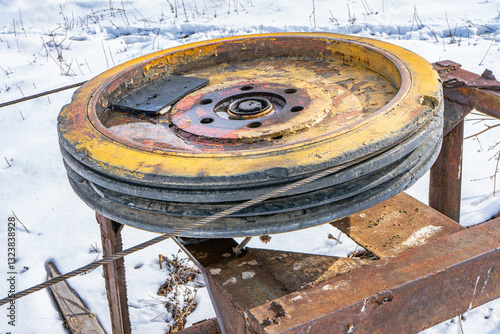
[429, 116, 465, 223]
[177, 318, 222, 334]
[429, 60, 500, 223]
[96, 213, 131, 334]
[433, 60, 500, 119]
[441, 99, 472, 135]
[246, 217, 500, 334]
[331, 192, 464, 258]
[179, 238, 370, 334]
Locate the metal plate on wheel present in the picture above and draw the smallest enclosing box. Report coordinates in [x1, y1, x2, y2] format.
[112, 75, 209, 114]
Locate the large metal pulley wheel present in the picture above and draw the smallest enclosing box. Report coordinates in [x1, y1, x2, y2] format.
[58, 33, 443, 237]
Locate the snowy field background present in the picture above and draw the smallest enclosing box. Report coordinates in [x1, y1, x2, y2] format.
[1, 0, 499, 333]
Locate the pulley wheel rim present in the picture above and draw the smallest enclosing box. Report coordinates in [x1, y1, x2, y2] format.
[58, 33, 444, 237]
[65, 126, 441, 237]
[58, 33, 442, 188]
[59, 108, 441, 202]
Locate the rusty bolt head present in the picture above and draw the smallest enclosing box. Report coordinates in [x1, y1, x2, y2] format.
[228, 97, 272, 117]
[239, 100, 262, 112]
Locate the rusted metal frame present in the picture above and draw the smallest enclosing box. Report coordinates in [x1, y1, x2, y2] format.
[244, 217, 500, 334]
[429, 102, 466, 222]
[176, 317, 222, 334]
[179, 194, 498, 334]
[450, 87, 500, 119]
[177, 237, 370, 334]
[331, 192, 464, 259]
[96, 213, 132, 334]
[430, 61, 500, 222]
[433, 60, 500, 119]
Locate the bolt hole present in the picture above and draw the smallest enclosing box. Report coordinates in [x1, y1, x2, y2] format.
[200, 118, 214, 124]
[290, 106, 304, 112]
[240, 85, 254, 91]
[247, 122, 262, 128]
[200, 98, 213, 105]
[284, 88, 297, 94]
[271, 134, 283, 139]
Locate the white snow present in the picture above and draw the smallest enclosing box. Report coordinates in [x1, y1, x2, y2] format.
[401, 225, 442, 248]
[0, 0, 499, 333]
[241, 271, 256, 280]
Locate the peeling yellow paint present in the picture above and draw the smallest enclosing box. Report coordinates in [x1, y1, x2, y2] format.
[58, 33, 442, 183]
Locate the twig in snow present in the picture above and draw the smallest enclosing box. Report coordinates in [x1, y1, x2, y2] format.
[347, 4, 356, 25]
[0, 65, 12, 77]
[413, 6, 424, 29]
[108, 46, 116, 66]
[239, 2, 248, 13]
[428, 27, 439, 43]
[18, 8, 27, 37]
[329, 9, 339, 25]
[310, 0, 317, 29]
[458, 315, 465, 334]
[182, 0, 189, 22]
[479, 36, 496, 66]
[492, 150, 500, 196]
[101, 40, 110, 68]
[361, 0, 375, 15]
[75, 58, 85, 76]
[464, 123, 500, 139]
[119, 0, 130, 26]
[4, 157, 11, 168]
[11, 211, 29, 233]
[446, 13, 456, 44]
[17, 85, 25, 97]
[84, 57, 93, 73]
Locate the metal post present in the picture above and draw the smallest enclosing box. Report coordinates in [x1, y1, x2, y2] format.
[429, 117, 464, 223]
[96, 213, 132, 334]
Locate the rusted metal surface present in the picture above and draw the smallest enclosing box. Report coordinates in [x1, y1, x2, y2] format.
[441, 99, 472, 135]
[430, 61, 500, 222]
[433, 60, 500, 119]
[112, 75, 209, 115]
[179, 238, 370, 334]
[429, 118, 465, 223]
[97, 213, 131, 334]
[331, 192, 464, 258]
[246, 217, 500, 334]
[177, 318, 222, 334]
[169, 81, 319, 143]
[429, 60, 500, 222]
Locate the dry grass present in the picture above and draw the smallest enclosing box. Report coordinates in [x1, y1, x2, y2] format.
[158, 251, 202, 333]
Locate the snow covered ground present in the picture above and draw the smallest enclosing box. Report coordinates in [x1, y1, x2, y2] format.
[0, 0, 499, 333]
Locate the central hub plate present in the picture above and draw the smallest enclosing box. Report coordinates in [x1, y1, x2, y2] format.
[170, 81, 359, 142]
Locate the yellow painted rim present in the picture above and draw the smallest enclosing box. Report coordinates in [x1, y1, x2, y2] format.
[58, 33, 442, 181]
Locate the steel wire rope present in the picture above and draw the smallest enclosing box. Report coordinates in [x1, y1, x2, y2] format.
[0, 81, 87, 109]
[0, 161, 353, 307]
